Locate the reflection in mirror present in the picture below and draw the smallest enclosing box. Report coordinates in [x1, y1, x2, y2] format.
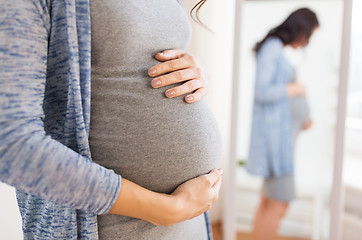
[235, 1, 343, 239]
[342, 0, 362, 238]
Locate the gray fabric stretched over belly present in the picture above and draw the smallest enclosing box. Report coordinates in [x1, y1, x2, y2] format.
[89, 0, 221, 239]
[290, 95, 310, 142]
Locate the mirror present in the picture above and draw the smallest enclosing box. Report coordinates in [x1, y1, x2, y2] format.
[234, 1, 343, 239]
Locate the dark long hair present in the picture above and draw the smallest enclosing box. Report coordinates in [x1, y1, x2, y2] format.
[191, 0, 207, 24]
[254, 8, 319, 53]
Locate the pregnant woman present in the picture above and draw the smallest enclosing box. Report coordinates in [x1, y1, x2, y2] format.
[0, 0, 221, 239]
[246, 8, 319, 240]
[89, 0, 221, 239]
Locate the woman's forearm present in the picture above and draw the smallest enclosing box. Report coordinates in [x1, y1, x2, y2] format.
[108, 178, 179, 225]
[0, 120, 121, 214]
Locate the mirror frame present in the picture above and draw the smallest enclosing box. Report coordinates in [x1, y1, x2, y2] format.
[330, 0, 353, 239]
[224, 0, 353, 239]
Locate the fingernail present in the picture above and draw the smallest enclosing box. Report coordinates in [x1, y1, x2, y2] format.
[165, 90, 175, 98]
[149, 68, 157, 76]
[217, 168, 223, 175]
[160, 52, 170, 58]
[151, 79, 161, 88]
[185, 95, 194, 102]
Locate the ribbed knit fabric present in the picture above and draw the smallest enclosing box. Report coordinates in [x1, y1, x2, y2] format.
[0, 1, 121, 238]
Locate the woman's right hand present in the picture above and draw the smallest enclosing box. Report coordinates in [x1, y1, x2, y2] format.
[169, 169, 223, 223]
[303, 120, 313, 130]
[287, 81, 306, 98]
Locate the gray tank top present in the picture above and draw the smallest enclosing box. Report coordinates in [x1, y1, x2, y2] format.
[89, 1, 221, 239]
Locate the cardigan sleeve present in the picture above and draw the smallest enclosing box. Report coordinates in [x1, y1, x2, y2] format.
[0, 0, 121, 215]
[254, 38, 288, 103]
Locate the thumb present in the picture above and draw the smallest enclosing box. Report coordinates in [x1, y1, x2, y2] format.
[205, 169, 223, 187]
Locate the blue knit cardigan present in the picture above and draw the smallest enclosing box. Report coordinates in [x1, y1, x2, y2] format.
[0, 0, 212, 239]
[246, 38, 295, 178]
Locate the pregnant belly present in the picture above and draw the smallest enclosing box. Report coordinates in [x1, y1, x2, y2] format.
[89, 77, 221, 194]
[290, 96, 310, 129]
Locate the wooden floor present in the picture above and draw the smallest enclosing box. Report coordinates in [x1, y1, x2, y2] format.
[211, 222, 310, 240]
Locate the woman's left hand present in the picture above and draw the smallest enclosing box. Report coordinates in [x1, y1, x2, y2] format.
[148, 49, 208, 103]
[303, 120, 313, 130]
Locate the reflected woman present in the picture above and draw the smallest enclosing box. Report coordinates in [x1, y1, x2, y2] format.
[246, 8, 319, 240]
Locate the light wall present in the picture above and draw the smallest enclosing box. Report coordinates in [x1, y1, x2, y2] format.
[0, 183, 22, 239]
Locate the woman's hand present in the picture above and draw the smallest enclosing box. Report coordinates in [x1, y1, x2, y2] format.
[287, 81, 306, 98]
[148, 49, 208, 103]
[302, 120, 313, 130]
[108, 168, 223, 226]
[169, 168, 223, 224]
